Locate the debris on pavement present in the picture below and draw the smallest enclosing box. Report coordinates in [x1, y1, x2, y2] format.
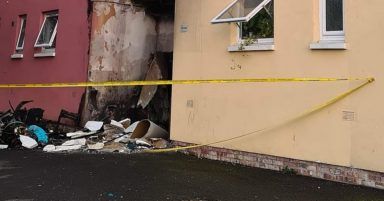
[27, 125, 48, 144]
[0, 144, 9, 149]
[130, 120, 169, 139]
[110, 118, 131, 130]
[61, 138, 86, 146]
[84, 121, 104, 132]
[87, 142, 104, 150]
[125, 121, 140, 133]
[114, 134, 130, 143]
[0, 100, 172, 153]
[148, 138, 170, 149]
[43, 145, 56, 152]
[20, 135, 38, 149]
[102, 142, 128, 153]
[136, 139, 153, 148]
[44, 144, 83, 152]
[67, 130, 99, 139]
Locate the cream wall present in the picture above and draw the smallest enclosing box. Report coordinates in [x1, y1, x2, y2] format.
[171, 0, 384, 172]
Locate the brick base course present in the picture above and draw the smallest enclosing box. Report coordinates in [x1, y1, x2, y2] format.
[173, 141, 384, 190]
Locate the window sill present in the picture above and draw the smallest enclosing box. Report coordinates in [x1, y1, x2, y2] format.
[11, 53, 23, 59]
[310, 41, 347, 50]
[34, 51, 56, 58]
[228, 43, 275, 52]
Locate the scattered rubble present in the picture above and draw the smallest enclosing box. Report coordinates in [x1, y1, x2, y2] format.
[0, 100, 171, 154]
[87, 142, 104, 150]
[84, 121, 104, 132]
[0, 144, 8, 149]
[19, 135, 38, 149]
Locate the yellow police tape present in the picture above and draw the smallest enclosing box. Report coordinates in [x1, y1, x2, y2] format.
[0, 77, 373, 88]
[0, 77, 375, 153]
[144, 77, 375, 153]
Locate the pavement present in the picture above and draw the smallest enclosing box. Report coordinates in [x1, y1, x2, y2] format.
[0, 150, 383, 201]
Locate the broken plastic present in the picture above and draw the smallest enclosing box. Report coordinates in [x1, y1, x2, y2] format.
[43, 145, 56, 152]
[27, 125, 48, 144]
[19, 135, 38, 149]
[67, 130, 98, 139]
[111, 118, 131, 130]
[87, 142, 104, 150]
[114, 134, 130, 143]
[102, 142, 127, 153]
[84, 121, 104, 131]
[53, 145, 82, 152]
[130, 120, 169, 139]
[62, 138, 86, 146]
[136, 139, 152, 147]
[0, 144, 8, 149]
[149, 138, 169, 149]
[125, 121, 140, 133]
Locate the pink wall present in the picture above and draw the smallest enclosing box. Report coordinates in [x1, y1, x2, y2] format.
[0, 0, 89, 120]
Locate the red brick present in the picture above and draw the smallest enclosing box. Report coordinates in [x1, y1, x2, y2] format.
[172, 140, 384, 190]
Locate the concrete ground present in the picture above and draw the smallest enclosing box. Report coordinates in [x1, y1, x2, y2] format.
[0, 150, 383, 201]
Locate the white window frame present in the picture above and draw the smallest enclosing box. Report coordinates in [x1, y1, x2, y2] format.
[320, 0, 345, 41]
[211, 0, 272, 24]
[15, 16, 27, 51]
[34, 12, 58, 48]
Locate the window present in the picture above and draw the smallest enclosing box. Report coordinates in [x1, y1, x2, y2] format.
[211, 0, 272, 24]
[240, 1, 273, 41]
[310, 0, 345, 49]
[11, 15, 27, 59]
[320, 0, 344, 41]
[35, 12, 58, 48]
[211, 0, 274, 51]
[16, 15, 27, 51]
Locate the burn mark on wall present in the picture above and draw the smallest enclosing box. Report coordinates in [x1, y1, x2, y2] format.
[93, 2, 117, 33]
[83, 0, 174, 130]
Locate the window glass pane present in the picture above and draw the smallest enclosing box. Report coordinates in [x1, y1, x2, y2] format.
[217, 0, 265, 20]
[241, 1, 273, 39]
[37, 15, 58, 45]
[17, 17, 27, 48]
[326, 0, 343, 31]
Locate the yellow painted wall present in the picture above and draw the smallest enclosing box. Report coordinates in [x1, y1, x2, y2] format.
[171, 0, 384, 172]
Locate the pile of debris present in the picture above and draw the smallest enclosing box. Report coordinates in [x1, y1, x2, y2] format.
[43, 119, 170, 153]
[0, 100, 48, 150]
[0, 101, 171, 153]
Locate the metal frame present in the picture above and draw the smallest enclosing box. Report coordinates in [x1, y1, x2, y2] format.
[15, 16, 27, 50]
[34, 12, 58, 47]
[211, 0, 272, 24]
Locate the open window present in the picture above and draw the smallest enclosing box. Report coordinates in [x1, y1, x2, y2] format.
[16, 16, 27, 51]
[211, 0, 272, 24]
[11, 15, 27, 59]
[34, 11, 58, 57]
[240, 1, 273, 41]
[211, 0, 274, 51]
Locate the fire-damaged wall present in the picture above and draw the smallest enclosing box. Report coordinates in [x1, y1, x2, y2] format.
[83, 0, 174, 130]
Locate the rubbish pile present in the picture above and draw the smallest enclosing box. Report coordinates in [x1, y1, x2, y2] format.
[43, 119, 170, 153]
[0, 101, 171, 153]
[0, 100, 47, 150]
